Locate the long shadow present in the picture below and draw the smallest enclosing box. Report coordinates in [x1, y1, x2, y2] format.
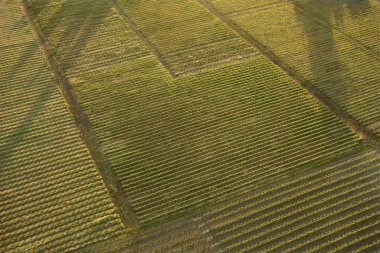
[290, 1, 353, 156]
[1, 0, 112, 167]
[14, 0, 140, 229]
[293, 1, 344, 94]
[347, 0, 371, 18]
[29, 0, 113, 72]
[0, 65, 55, 168]
[293, 0, 372, 90]
[4, 43, 39, 81]
[292, 0, 379, 143]
[0, 0, 53, 169]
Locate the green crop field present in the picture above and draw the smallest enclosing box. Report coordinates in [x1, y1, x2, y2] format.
[200, 150, 380, 252]
[116, 0, 257, 75]
[218, 0, 380, 138]
[2, 0, 379, 252]
[80, 56, 362, 224]
[27, 0, 366, 226]
[26, 0, 150, 77]
[0, 1, 124, 252]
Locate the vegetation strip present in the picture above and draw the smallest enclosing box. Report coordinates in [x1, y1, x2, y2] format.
[1, 1, 125, 252]
[21, 0, 139, 229]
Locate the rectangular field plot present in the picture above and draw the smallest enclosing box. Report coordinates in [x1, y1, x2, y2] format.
[0, 1, 124, 252]
[70, 54, 362, 225]
[27, 0, 151, 76]
[226, 2, 380, 138]
[200, 150, 380, 253]
[293, 0, 380, 55]
[116, 0, 257, 75]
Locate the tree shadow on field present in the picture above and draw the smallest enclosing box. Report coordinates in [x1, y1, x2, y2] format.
[0, 0, 112, 168]
[292, 0, 371, 114]
[293, 1, 344, 94]
[32, 0, 113, 73]
[0, 66, 55, 168]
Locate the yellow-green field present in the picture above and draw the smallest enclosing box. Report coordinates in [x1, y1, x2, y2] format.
[1, 0, 379, 252]
[294, 0, 380, 55]
[117, 0, 257, 75]
[27, 0, 365, 225]
[200, 150, 380, 253]
[219, 0, 380, 138]
[0, 1, 124, 252]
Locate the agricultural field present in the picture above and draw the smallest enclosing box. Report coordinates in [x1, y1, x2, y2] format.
[206, 0, 283, 15]
[74, 56, 365, 225]
[26, 0, 370, 225]
[0, 1, 125, 252]
[214, 0, 380, 138]
[26, 0, 151, 77]
[80, 217, 213, 253]
[1, 0, 379, 252]
[200, 150, 380, 252]
[293, 0, 380, 55]
[116, 0, 257, 75]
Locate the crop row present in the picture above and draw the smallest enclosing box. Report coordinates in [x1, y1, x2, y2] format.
[200, 150, 380, 252]
[0, 1, 124, 252]
[293, 0, 380, 55]
[65, 53, 361, 224]
[116, 0, 256, 75]
[205, 150, 378, 221]
[162, 37, 257, 75]
[29, 0, 364, 227]
[82, 217, 212, 253]
[27, 0, 150, 77]
[207, 0, 283, 15]
[226, 2, 380, 137]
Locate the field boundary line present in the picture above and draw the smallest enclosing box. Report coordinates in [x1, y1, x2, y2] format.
[226, 0, 288, 17]
[76, 215, 218, 253]
[112, 0, 177, 77]
[196, 0, 379, 146]
[75, 148, 379, 252]
[21, 0, 140, 229]
[172, 52, 260, 76]
[164, 37, 240, 56]
[368, 121, 380, 131]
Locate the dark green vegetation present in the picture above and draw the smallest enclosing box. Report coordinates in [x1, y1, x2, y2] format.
[1, 0, 379, 252]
